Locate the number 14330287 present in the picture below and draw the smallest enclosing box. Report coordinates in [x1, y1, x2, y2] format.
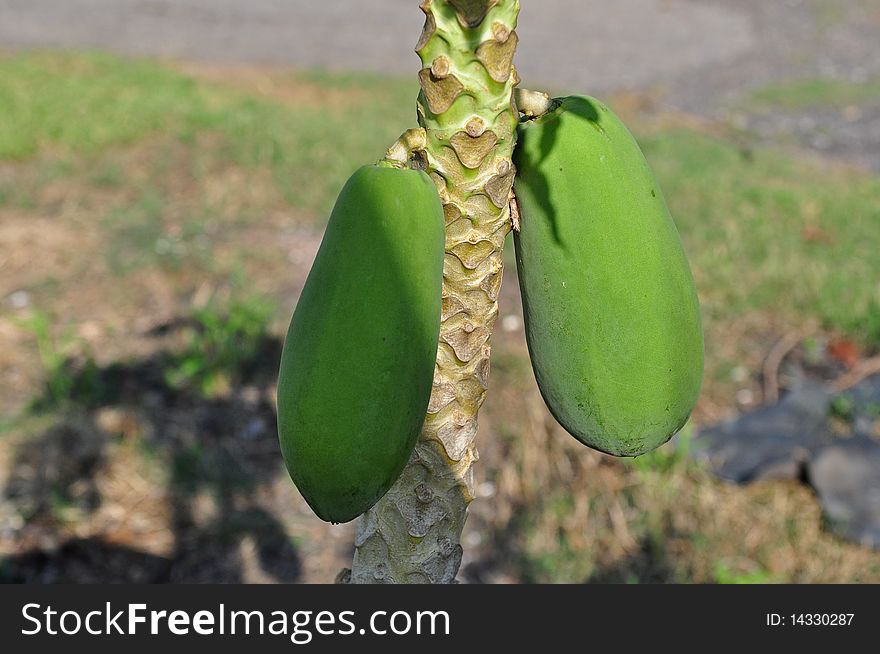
[766, 614, 854, 627]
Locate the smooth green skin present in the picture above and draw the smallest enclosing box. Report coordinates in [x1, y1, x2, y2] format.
[513, 96, 704, 457]
[277, 165, 444, 523]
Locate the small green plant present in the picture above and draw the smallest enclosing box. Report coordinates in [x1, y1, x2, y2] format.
[89, 161, 125, 188]
[164, 294, 276, 396]
[17, 311, 73, 405]
[829, 394, 856, 422]
[630, 423, 696, 475]
[48, 488, 79, 524]
[17, 311, 104, 411]
[714, 561, 777, 584]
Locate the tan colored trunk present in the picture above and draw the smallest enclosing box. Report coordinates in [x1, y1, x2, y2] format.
[348, 0, 521, 584]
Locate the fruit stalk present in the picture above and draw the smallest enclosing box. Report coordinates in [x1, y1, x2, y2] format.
[349, 0, 521, 584]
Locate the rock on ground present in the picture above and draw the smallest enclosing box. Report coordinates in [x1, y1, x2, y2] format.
[694, 382, 831, 484]
[808, 437, 880, 549]
[696, 375, 880, 549]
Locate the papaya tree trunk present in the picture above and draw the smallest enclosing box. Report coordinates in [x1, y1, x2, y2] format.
[348, 0, 521, 584]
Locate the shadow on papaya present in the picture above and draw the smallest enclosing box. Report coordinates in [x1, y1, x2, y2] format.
[513, 96, 601, 250]
[513, 94, 704, 458]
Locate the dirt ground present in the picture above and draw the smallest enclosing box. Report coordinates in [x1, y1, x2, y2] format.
[2, 2, 880, 583]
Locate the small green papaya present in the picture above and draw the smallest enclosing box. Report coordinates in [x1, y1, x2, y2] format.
[512, 95, 703, 457]
[277, 164, 444, 523]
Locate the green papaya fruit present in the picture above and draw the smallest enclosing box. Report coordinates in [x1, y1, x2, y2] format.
[277, 164, 444, 523]
[512, 95, 703, 457]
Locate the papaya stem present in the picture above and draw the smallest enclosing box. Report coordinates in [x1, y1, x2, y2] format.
[514, 88, 555, 118]
[349, 0, 521, 584]
[381, 127, 428, 169]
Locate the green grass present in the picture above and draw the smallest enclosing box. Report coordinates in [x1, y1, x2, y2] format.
[0, 51, 417, 213]
[16, 311, 106, 413]
[642, 128, 880, 346]
[164, 294, 277, 397]
[748, 77, 880, 111]
[102, 188, 214, 274]
[1, 51, 878, 376]
[4, 50, 880, 348]
[630, 423, 695, 475]
[0, 52, 211, 158]
[714, 561, 777, 584]
[4, 51, 880, 350]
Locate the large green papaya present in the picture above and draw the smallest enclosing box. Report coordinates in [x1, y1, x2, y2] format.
[277, 164, 444, 523]
[512, 95, 703, 457]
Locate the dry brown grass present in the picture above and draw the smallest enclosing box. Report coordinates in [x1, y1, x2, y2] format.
[447, 278, 880, 583]
[174, 62, 371, 111]
[2, 64, 879, 584]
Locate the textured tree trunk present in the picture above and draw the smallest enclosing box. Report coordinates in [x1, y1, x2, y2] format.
[348, 0, 521, 584]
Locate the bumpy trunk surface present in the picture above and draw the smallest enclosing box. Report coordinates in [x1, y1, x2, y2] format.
[349, 0, 521, 584]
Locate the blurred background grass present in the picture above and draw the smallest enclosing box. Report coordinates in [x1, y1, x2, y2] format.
[1, 50, 879, 583]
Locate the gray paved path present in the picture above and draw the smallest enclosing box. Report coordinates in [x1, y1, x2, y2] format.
[0, 0, 755, 91]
